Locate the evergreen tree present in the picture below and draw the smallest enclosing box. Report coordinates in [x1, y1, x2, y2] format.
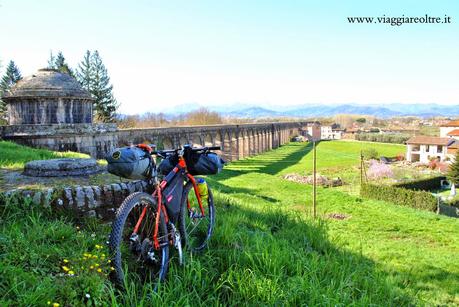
[75, 50, 92, 92]
[0, 60, 22, 118]
[76, 50, 118, 122]
[447, 151, 459, 185]
[47, 51, 56, 69]
[48, 51, 74, 76]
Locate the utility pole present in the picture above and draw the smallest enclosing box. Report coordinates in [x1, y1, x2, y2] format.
[313, 140, 317, 219]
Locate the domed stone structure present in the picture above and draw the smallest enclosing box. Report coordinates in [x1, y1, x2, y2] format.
[3, 68, 93, 125]
[0, 68, 118, 158]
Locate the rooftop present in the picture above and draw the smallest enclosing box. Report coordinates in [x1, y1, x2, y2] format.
[406, 136, 455, 146]
[2, 69, 92, 99]
[447, 129, 459, 136]
[441, 120, 459, 127]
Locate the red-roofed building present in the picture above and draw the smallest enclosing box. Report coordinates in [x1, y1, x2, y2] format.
[406, 136, 457, 163]
[440, 120, 459, 139]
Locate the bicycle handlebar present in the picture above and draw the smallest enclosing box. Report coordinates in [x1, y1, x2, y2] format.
[151, 145, 221, 157]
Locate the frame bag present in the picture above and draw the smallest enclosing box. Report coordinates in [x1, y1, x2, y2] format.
[162, 171, 184, 222]
[106, 146, 153, 180]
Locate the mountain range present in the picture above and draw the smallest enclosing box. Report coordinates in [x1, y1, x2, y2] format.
[156, 103, 459, 119]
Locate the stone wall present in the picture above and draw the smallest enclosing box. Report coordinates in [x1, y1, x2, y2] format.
[0, 123, 118, 159]
[4, 180, 151, 221]
[1, 121, 308, 160]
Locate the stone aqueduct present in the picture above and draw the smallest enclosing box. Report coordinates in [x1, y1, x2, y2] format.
[0, 69, 309, 159]
[117, 122, 308, 161]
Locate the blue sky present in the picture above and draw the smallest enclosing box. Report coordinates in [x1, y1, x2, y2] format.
[0, 0, 457, 114]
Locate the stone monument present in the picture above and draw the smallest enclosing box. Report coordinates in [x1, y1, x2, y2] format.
[0, 69, 118, 158]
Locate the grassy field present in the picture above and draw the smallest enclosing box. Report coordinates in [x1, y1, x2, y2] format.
[0, 141, 89, 169]
[1, 140, 458, 306]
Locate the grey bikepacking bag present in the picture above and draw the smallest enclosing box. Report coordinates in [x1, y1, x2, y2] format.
[158, 152, 224, 176]
[106, 146, 153, 180]
[187, 152, 225, 175]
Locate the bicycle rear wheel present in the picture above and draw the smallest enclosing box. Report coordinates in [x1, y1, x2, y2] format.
[179, 182, 215, 251]
[109, 192, 169, 287]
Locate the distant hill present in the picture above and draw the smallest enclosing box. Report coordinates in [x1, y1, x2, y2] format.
[156, 103, 459, 118]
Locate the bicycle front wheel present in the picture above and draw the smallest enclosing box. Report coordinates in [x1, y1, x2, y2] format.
[109, 192, 169, 287]
[179, 182, 215, 252]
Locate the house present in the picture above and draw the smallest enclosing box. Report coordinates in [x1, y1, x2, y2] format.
[440, 120, 459, 139]
[406, 136, 457, 163]
[321, 124, 344, 140]
[342, 127, 360, 140]
[305, 122, 321, 141]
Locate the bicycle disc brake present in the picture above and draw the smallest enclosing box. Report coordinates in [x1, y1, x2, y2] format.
[169, 223, 183, 265]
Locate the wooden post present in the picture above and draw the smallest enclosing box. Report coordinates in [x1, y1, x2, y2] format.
[360, 150, 363, 186]
[313, 140, 317, 219]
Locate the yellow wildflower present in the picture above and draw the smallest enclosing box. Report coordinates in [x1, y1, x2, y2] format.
[47, 301, 51, 305]
[92, 255, 98, 259]
[68, 270, 75, 275]
[97, 268, 102, 273]
[62, 266, 70, 272]
[94, 263, 99, 267]
[110, 267, 115, 271]
[107, 259, 111, 263]
[63, 259, 69, 263]
[53, 303, 60, 307]
[90, 265, 94, 269]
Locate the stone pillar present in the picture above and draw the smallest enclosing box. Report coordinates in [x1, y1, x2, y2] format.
[267, 131, 272, 150]
[243, 135, 250, 157]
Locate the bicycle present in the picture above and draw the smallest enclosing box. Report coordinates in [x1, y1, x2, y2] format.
[108, 144, 222, 288]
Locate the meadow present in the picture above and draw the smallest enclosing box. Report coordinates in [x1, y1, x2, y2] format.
[1, 140, 458, 306]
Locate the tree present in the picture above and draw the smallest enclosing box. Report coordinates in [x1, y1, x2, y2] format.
[447, 151, 459, 185]
[75, 50, 92, 92]
[0, 60, 22, 119]
[48, 51, 74, 76]
[76, 50, 118, 122]
[356, 117, 366, 124]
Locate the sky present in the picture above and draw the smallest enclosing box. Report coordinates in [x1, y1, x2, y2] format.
[0, 0, 458, 114]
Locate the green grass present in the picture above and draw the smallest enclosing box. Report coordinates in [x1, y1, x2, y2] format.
[1, 140, 458, 306]
[0, 141, 89, 169]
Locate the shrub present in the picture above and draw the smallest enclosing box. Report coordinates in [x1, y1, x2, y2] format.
[367, 160, 393, 180]
[394, 176, 445, 191]
[355, 133, 411, 144]
[361, 184, 437, 212]
[447, 151, 459, 184]
[362, 148, 379, 160]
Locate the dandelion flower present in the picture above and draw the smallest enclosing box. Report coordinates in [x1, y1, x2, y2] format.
[110, 266, 115, 271]
[63, 259, 69, 263]
[68, 270, 75, 275]
[62, 266, 70, 272]
[97, 268, 102, 273]
[107, 260, 111, 263]
[90, 265, 94, 269]
[53, 303, 60, 307]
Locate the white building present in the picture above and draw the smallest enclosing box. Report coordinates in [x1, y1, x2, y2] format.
[406, 136, 457, 163]
[440, 120, 459, 139]
[321, 124, 344, 140]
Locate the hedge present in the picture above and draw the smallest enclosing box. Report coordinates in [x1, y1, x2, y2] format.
[355, 133, 411, 144]
[361, 184, 437, 212]
[393, 176, 445, 191]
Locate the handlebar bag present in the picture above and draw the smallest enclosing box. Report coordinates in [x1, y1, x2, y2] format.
[106, 146, 154, 180]
[186, 152, 225, 175]
[158, 154, 178, 176]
